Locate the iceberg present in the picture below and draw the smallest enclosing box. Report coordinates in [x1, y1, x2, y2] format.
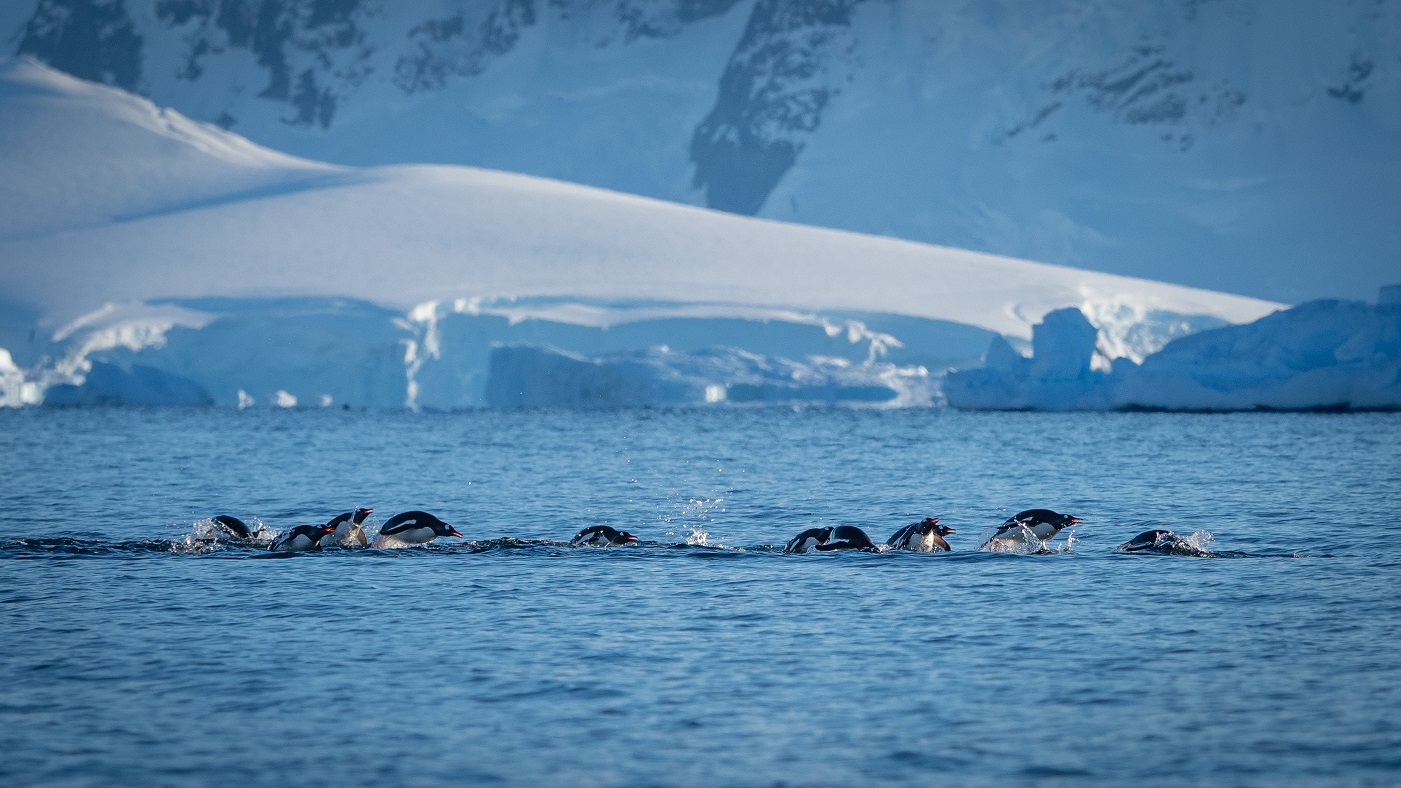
[944, 308, 1114, 411]
[0, 58, 1285, 408]
[948, 289, 1401, 411]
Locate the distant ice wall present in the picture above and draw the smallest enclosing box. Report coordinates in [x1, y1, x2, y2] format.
[15, 292, 1389, 411]
[5, 297, 985, 408]
[483, 345, 930, 408]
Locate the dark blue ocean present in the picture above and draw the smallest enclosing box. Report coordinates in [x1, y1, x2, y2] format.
[2, 408, 1399, 785]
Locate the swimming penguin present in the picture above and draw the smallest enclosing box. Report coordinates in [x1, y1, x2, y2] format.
[570, 525, 639, 546]
[1118, 529, 1175, 553]
[784, 526, 834, 553]
[325, 507, 373, 547]
[269, 523, 337, 553]
[372, 511, 463, 548]
[885, 517, 955, 552]
[1116, 529, 1213, 556]
[980, 508, 1081, 551]
[815, 525, 877, 551]
[211, 515, 252, 539]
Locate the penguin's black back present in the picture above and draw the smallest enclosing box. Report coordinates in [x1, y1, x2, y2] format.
[997, 508, 1064, 533]
[885, 523, 917, 546]
[572, 525, 624, 544]
[380, 511, 444, 534]
[785, 527, 833, 551]
[820, 525, 875, 550]
[1122, 530, 1174, 552]
[212, 515, 251, 538]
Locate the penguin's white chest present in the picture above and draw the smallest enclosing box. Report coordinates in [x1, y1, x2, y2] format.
[376, 526, 436, 547]
[275, 534, 318, 552]
[331, 524, 367, 547]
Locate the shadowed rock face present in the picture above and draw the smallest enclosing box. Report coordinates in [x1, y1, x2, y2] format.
[689, 0, 866, 215]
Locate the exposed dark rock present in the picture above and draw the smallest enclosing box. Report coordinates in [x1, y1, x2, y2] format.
[17, 0, 144, 91]
[690, 0, 865, 215]
[149, 0, 370, 126]
[1328, 54, 1373, 103]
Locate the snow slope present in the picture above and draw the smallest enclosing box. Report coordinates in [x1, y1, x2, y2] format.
[8, 0, 1398, 304]
[0, 57, 1282, 408]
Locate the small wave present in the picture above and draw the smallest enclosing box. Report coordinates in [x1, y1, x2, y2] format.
[0, 536, 264, 559]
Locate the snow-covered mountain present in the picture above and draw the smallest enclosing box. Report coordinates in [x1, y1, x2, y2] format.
[0, 57, 1279, 408]
[7, 0, 1398, 304]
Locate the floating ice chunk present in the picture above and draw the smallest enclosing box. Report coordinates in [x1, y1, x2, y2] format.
[949, 291, 1401, 411]
[945, 307, 1113, 410]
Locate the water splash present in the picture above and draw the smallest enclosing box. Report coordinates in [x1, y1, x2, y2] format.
[172, 516, 275, 552]
[978, 525, 1076, 554]
[1114, 528, 1218, 557]
[657, 497, 728, 546]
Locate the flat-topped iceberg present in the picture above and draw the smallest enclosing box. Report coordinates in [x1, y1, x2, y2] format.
[947, 289, 1401, 412]
[0, 58, 1286, 409]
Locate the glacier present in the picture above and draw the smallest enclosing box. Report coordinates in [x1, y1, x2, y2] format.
[945, 288, 1401, 412]
[0, 58, 1291, 410]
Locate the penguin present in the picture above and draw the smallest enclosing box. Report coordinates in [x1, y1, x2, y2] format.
[885, 517, 955, 552]
[980, 508, 1081, 551]
[784, 526, 834, 553]
[1118, 529, 1175, 553]
[570, 525, 640, 546]
[269, 523, 337, 553]
[814, 525, 877, 551]
[1116, 529, 1211, 556]
[325, 507, 373, 547]
[372, 511, 463, 548]
[211, 515, 252, 539]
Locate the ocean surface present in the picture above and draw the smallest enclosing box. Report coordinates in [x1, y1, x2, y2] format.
[2, 407, 1399, 786]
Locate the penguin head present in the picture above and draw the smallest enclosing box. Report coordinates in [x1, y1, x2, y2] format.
[351, 507, 373, 525]
[915, 517, 954, 536]
[616, 530, 639, 543]
[1057, 513, 1083, 529]
[426, 515, 463, 538]
[817, 527, 834, 542]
